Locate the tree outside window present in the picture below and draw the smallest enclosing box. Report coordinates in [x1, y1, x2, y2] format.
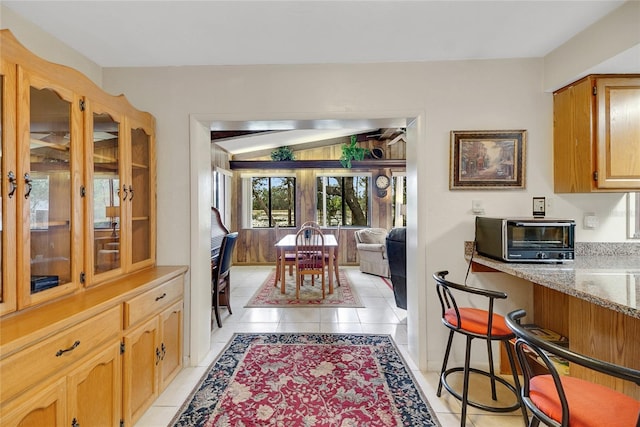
[251, 177, 296, 228]
[392, 175, 407, 227]
[317, 175, 369, 226]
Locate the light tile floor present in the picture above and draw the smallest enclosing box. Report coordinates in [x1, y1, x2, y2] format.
[136, 266, 528, 427]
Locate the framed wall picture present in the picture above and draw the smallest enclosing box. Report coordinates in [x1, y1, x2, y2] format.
[449, 130, 526, 190]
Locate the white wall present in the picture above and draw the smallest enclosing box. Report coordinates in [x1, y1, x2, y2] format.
[0, 6, 103, 85]
[544, 0, 640, 91]
[99, 59, 630, 370]
[2, 6, 634, 371]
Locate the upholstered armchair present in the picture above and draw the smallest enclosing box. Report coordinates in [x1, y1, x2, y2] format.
[354, 228, 390, 278]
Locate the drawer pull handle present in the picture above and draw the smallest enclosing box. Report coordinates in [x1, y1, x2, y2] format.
[155, 293, 167, 301]
[56, 340, 81, 357]
[72, 417, 80, 427]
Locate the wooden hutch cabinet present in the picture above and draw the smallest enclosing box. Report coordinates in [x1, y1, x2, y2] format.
[0, 30, 184, 427]
[553, 74, 640, 192]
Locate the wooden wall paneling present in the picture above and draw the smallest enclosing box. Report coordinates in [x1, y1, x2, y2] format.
[533, 285, 570, 338]
[568, 297, 640, 399]
[225, 140, 405, 265]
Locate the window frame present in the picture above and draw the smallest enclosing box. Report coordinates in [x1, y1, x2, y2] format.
[392, 172, 406, 228]
[242, 173, 297, 229]
[212, 167, 232, 226]
[316, 172, 371, 227]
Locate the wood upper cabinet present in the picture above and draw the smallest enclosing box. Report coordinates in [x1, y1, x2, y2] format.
[595, 77, 640, 189]
[84, 97, 156, 285]
[0, 29, 156, 311]
[16, 67, 84, 308]
[1, 56, 18, 316]
[554, 74, 640, 192]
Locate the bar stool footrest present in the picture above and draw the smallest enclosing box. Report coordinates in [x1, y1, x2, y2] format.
[441, 367, 521, 413]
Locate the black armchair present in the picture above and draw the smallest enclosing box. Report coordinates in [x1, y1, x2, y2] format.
[386, 227, 406, 309]
[212, 232, 239, 328]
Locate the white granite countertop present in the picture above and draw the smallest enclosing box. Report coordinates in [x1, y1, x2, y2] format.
[465, 242, 640, 319]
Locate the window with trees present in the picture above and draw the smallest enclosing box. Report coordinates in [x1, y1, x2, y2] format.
[316, 175, 369, 227]
[392, 174, 407, 228]
[247, 176, 296, 228]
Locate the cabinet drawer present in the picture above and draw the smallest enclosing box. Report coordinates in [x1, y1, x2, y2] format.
[124, 276, 183, 328]
[0, 305, 121, 403]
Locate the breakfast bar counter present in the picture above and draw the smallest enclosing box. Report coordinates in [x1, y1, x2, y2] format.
[466, 242, 640, 399]
[466, 242, 640, 319]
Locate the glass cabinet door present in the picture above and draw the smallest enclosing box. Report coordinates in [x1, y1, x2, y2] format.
[1, 66, 18, 315]
[129, 125, 153, 267]
[90, 108, 122, 281]
[19, 73, 81, 307]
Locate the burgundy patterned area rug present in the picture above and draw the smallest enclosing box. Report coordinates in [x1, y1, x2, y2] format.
[244, 269, 363, 308]
[171, 333, 441, 427]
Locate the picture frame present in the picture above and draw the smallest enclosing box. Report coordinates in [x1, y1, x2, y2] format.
[449, 129, 526, 190]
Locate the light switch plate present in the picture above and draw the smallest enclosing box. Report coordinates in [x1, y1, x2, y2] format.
[533, 197, 545, 217]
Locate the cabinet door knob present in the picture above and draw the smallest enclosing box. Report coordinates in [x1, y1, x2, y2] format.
[71, 417, 80, 427]
[122, 185, 128, 200]
[128, 185, 134, 201]
[24, 173, 32, 199]
[7, 171, 16, 198]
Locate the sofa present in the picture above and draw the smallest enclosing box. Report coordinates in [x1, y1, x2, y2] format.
[386, 227, 407, 309]
[354, 228, 390, 278]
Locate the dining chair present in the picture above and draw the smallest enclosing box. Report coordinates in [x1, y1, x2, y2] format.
[433, 270, 528, 427]
[506, 309, 640, 427]
[301, 221, 321, 230]
[274, 223, 298, 285]
[212, 232, 238, 328]
[323, 225, 341, 286]
[294, 226, 326, 299]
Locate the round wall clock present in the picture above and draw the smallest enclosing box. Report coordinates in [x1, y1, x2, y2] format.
[375, 174, 390, 197]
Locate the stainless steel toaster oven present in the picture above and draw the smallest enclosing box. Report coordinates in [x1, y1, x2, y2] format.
[475, 217, 575, 263]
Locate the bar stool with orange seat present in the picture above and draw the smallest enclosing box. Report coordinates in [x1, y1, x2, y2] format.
[433, 270, 528, 427]
[506, 309, 640, 427]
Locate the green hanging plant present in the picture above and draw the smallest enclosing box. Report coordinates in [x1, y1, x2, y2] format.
[270, 146, 296, 161]
[340, 135, 370, 168]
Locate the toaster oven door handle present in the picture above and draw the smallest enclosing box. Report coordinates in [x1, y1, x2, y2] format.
[512, 222, 573, 227]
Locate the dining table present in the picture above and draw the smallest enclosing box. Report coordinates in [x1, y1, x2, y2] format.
[274, 233, 339, 295]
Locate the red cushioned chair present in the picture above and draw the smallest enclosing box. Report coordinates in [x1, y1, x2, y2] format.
[295, 226, 326, 299]
[434, 270, 528, 427]
[506, 309, 640, 427]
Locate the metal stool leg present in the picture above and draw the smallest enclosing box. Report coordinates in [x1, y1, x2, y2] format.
[437, 330, 455, 397]
[486, 337, 498, 400]
[504, 340, 529, 426]
[460, 335, 473, 427]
